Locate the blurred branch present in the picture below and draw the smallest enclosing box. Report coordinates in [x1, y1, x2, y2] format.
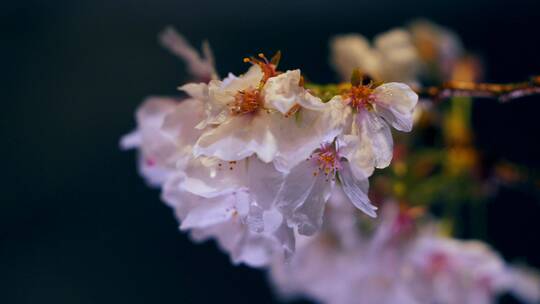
[417, 76, 540, 102]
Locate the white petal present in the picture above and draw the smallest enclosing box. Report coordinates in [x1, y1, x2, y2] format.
[264, 70, 302, 114]
[180, 157, 247, 198]
[374, 29, 420, 83]
[162, 172, 236, 228]
[355, 110, 394, 169]
[124, 97, 179, 186]
[339, 162, 377, 217]
[245, 158, 285, 232]
[272, 220, 296, 258]
[337, 135, 374, 180]
[137, 154, 173, 187]
[180, 195, 237, 229]
[507, 267, 540, 303]
[272, 105, 345, 172]
[196, 79, 235, 128]
[230, 231, 275, 267]
[297, 91, 328, 111]
[264, 69, 326, 114]
[222, 65, 263, 92]
[163, 170, 288, 269]
[373, 82, 418, 132]
[276, 159, 319, 220]
[247, 158, 285, 210]
[161, 98, 205, 148]
[292, 174, 333, 235]
[194, 114, 278, 162]
[179, 82, 208, 100]
[276, 157, 333, 236]
[330, 34, 382, 81]
[119, 131, 141, 150]
[196, 66, 264, 129]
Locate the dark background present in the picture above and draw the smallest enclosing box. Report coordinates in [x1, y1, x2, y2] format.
[3, 0, 540, 303]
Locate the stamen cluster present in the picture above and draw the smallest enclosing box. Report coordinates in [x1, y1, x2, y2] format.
[230, 89, 262, 115]
[342, 83, 375, 111]
[311, 144, 341, 180]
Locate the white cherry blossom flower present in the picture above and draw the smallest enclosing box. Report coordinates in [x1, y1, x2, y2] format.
[408, 237, 540, 304]
[271, 200, 540, 304]
[275, 138, 377, 236]
[181, 55, 341, 172]
[270, 202, 418, 304]
[408, 19, 464, 81]
[330, 29, 420, 84]
[330, 78, 418, 179]
[120, 97, 204, 186]
[162, 156, 294, 267]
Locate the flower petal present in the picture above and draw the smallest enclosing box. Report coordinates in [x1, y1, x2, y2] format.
[276, 159, 319, 221]
[272, 105, 345, 172]
[180, 157, 247, 198]
[222, 65, 263, 92]
[337, 135, 374, 180]
[276, 158, 333, 236]
[179, 82, 208, 101]
[247, 158, 285, 209]
[292, 174, 333, 235]
[122, 97, 179, 186]
[161, 98, 205, 166]
[355, 110, 393, 169]
[264, 69, 326, 114]
[194, 114, 278, 162]
[373, 82, 418, 132]
[245, 158, 285, 232]
[180, 195, 237, 229]
[374, 29, 420, 83]
[339, 162, 377, 218]
[330, 34, 382, 81]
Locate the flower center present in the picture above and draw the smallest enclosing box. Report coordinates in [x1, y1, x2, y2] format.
[342, 85, 375, 111]
[229, 88, 263, 115]
[309, 144, 342, 180]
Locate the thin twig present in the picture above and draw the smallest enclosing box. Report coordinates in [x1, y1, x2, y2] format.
[417, 76, 540, 102]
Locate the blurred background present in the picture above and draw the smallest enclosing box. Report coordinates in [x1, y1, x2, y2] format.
[3, 0, 540, 303]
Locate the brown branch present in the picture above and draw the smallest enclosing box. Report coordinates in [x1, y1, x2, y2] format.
[417, 76, 540, 102]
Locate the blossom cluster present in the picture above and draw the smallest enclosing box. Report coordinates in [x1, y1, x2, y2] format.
[271, 194, 540, 304]
[122, 22, 540, 303]
[122, 27, 418, 265]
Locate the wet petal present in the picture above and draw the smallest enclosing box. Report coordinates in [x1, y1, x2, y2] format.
[222, 65, 263, 93]
[245, 158, 285, 232]
[180, 195, 237, 229]
[292, 174, 333, 235]
[374, 29, 420, 83]
[247, 158, 285, 210]
[330, 34, 382, 81]
[161, 98, 205, 149]
[273, 220, 296, 258]
[174, 157, 248, 199]
[264, 69, 326, 114]
[194, 114, 278, 162]
[179, 82, 208, 101]
[337, 135, 374, 180]
[373, 82, 418, 132]
[276, 159, 319, 220]
[121, 97, 179, 186]
[272, 105, 345, 172]
[339, 162, 377, 218]
[355, 110, 393, 169]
